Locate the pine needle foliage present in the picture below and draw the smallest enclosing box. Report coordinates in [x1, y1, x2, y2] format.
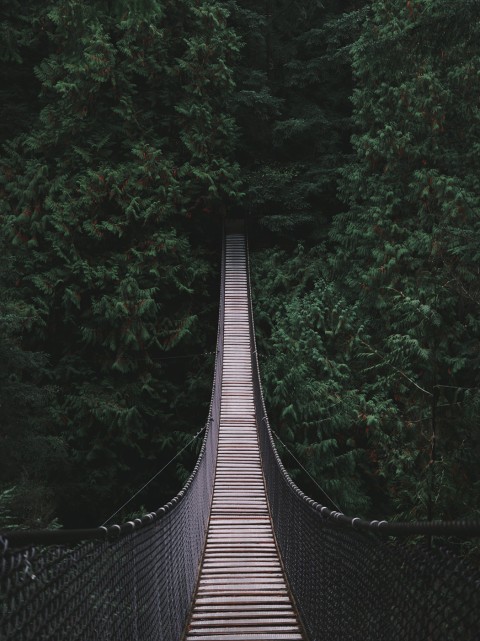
[250, 1, 480, 525]
[251, 246, 376, 515]
[228, 0, 365, 240]
[0, 0, 242, 525]
[0, 237, 65, 529]
[331, 0, 480, 522]
[1, 0, 479, 535]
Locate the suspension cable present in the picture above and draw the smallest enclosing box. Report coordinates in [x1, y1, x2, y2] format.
[100, 425, 207, 527]
[271, 428, 343, 513]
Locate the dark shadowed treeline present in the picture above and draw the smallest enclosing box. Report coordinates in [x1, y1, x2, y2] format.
[1, 0, 479, 543]
[0, 0, 241, 527]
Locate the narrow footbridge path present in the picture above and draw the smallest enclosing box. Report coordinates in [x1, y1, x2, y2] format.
[1, 223, 480, 641]
[185, 234, 303, 640]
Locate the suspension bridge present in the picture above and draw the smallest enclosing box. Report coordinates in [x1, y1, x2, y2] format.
[1, 222, 480, 641]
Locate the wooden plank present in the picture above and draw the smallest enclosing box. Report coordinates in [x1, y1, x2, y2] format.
[190, 612, 296, 621]
[188, 627, 301, 635]
[197, 588, 290, 596]
[190, 616, 299, 627]
[192, 605, 294, 614]
[194, 596, 292, 605]
[187, 630, 303, 641]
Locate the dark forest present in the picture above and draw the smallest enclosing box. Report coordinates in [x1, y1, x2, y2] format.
[1, 0, 479, 556]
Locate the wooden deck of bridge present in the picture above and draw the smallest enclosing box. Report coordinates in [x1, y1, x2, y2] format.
[184, 233, 303, 641]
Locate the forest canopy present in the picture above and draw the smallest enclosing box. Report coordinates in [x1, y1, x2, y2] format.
[0, 0, 479, 533]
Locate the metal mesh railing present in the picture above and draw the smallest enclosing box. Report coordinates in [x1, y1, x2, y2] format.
[245, 234, 480, 641]
[0, 239, 225, 641]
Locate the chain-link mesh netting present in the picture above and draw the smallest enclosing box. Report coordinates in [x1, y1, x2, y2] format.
[253, 435, 480, 641]
[0, 243, 225, 641]
[1, 502, 209, 641]
[245, 235, 480, 641]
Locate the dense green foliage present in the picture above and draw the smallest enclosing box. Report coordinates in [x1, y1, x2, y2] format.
[252, 246, 376, 515]
[1, 0, 479, 532]
[0, 243, 64, 529]
[0, 0, 241, 526]
[227, 0, 365, 238]
[252, 0, 480, 524]
[333, 0, 480, 521]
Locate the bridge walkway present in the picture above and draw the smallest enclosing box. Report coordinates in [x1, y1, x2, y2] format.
[184, 233, 303, 641]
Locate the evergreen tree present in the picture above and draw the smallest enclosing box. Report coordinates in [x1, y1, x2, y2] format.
[251, 0, 480, 523]
[0, 0, 241, 525]
[332, 0, 480, 521]
[229, 0, 365, 240]
[0, 1, 46, 145]
[0, 237, 65, 529]
[252, 246, 378, 515]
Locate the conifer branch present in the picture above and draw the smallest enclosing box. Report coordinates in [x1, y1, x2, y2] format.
[358, 338, 433, 397]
